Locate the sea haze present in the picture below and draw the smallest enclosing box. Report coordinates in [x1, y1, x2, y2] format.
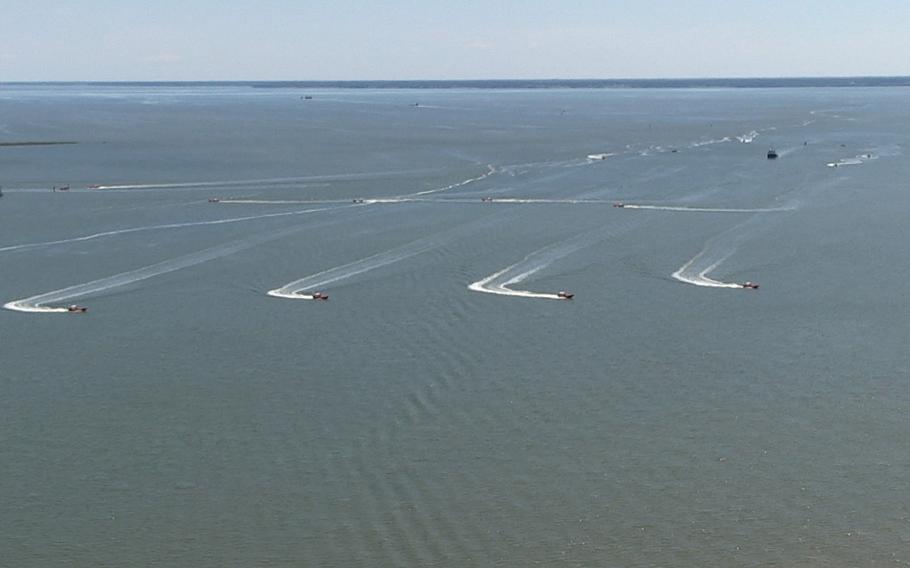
[1, 82, 909, 567]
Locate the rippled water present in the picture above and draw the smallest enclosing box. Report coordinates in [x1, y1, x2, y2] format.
[2, 84, 909, 567]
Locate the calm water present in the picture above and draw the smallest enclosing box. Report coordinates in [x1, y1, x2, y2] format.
[2, 84, 910, 567]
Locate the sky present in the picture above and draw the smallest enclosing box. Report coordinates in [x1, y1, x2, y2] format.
[1, 0, 908, 81]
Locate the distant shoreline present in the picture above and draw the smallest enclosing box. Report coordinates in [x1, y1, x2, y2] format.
[2, 77, 910, 90]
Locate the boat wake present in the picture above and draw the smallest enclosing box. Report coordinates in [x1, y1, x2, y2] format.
[671, 250, 744, 289]
[0, 206, 342, 254]
[409, 165, 497, 197]
[671, 214, 775, 289]
[90, 169, 440, 191]
[736, 130, 760, 143]
[468, 224, 634, 300]
[3, 218, 341, 314]
[267, 237, 439, 299]
[268, 215, 501, 299]
[827, 152, 876, 168]
[622, 204, 791, 213]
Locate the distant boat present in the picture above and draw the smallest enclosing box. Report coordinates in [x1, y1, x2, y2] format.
[0, 186, 3, 198]
[767, 148, 778, 159]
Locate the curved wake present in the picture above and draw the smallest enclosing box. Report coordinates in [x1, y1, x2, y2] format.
[3, 211, 344, 314]
[468, 221, 638, 300]
[269, 216, 500, 300]
[267, 238, 438, 299]
[671, 252, 744, 289]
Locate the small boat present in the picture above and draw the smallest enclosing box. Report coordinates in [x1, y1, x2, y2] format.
[352, 198, 365, 204]
[67, 305, 88, 313]
[208, 198, 221, 203]
[310, 292, 329, 301]
[304, 95, 313, 100]
[613, 202, 624, 208]
[481, 197, 494, 202]
[87, 184, 102, 189]
[557, 290, 574, 300]
[766, 148, 778, 159]
[741, 282, 760, 290]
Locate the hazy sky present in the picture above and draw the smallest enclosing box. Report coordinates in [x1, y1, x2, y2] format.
[1, 0, 908, 80]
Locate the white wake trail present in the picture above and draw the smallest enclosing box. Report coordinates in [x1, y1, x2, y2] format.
[267, 240, 437, 299]
[0, 206, 341, 253]
[268, 215, 501, 299]
[623, 204, 791, 213]
[408, 165, 497, 197]
[3, 210, 343, 314]
[671, 252, 744, 289]
[92, 169, 440, 191]
[468, 223, 636, 300]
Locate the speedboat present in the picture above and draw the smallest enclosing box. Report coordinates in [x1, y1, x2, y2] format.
[613, 202, 624, 208]
[87, 184, 102, 189]
[766, 148, 778, 159]
[557, 290, 574, 300]
[741, 282, 760, 290]
[481, 197, 494, 202]
[67, 305, 88, 313]
[310, 292, 329, 300]
[208, 198, 220, 203]
[352, 198, 365, 204]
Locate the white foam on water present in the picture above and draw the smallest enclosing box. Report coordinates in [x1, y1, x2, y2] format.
[467, 226, 632, 300]
[267, 238, 440, 299]
[0, 205, 342, 253]
[623, 204, 791, 213]
[409, 165, 496, 197]
[736, 130, 760, 143]
[268, 215, 502, 300]
[91, 169, 441, 191]
[3, 210, 342, 314]
[671, 252, 744, 289]
[827, 153, 875, 168]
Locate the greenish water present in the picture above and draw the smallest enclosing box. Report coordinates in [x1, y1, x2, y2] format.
[1, 84, 909, 567]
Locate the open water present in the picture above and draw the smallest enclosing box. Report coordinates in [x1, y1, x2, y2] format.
[2, 82, 909, 567]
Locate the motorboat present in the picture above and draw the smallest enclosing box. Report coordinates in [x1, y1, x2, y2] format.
[481, 197, 494, 202]
[741, 282, 760, 290]
[208, 198, 221, 203]
[310, 292, 329, 300]
[67, 305, 88, 313]
[352, 198, 365, 204]
[613, 202, 624, 208]
[87, 184, 102, 189]
[766, 148, 778, 159]
[557, 290, 574, 300]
